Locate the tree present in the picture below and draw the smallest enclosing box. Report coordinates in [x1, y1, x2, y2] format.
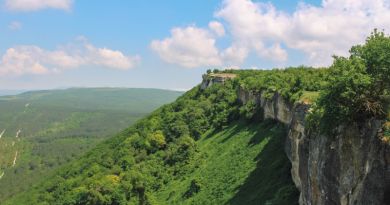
[318, 56, 373, 129]
[351, 29, 390, 115]
[316, 30, 390, 131]
[351, 29, 390, 88]
[148, 131, 166, 151]
[239, 100, 263, 121]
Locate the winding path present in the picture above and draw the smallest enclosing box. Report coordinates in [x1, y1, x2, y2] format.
[12, 151, 18, 167]
[15, 129, 21, 138]
[0, 129, 5, 139]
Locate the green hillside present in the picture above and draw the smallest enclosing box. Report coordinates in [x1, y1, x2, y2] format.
[0, 88, 182, 202]
[4, 80, 302, 205]
[157, 120, 298, 205]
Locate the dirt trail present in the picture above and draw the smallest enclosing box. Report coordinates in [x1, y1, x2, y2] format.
[0, 129, 4, 139]
[0, 171, 4, 180]
[15, 129, 21, 138]
[12, 151, 18, 167]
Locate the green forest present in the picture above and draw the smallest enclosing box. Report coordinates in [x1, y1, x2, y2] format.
[3, 31, 390, 205]
[0, 88, 182, 202]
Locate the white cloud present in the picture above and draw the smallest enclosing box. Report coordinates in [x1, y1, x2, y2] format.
[215, 0, 290, 63]
[150, 0, 390, 68]
[5, 0, 73, 11]
[8, 21, 22, 30]
[208, 21, 225, 37]
[150, 26, 222, 68]
[220, 44, 248, 65]
[0, 39, 140, 76]
[216, 0, 390, 66]
[258, 43, 288, 62]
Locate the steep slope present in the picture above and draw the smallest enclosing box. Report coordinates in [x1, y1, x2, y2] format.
[0, 88, 182, 202]
[157, 120, 298, 205]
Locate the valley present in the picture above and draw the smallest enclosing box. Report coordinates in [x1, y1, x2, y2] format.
[0, 88, 182, 202]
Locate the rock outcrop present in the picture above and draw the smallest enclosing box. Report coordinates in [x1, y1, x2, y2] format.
[287, 108, 390, 205]
[200, 73, 237, 90]
[237, 87, 293, 125]
[202, 74, 390, 205]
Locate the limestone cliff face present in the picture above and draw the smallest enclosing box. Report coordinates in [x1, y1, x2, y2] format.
[286, 107, 390, 205]
[236, 86, 390, 205]
[237, 87, 293, 124]
[200, 73, 237, 90]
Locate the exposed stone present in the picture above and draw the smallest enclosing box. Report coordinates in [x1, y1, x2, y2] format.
[237, 88, 293, 124]
[200, 73, 237, 90]
[236, 86, 390, 205]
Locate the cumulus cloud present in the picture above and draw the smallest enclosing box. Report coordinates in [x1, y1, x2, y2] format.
[216, 0, 390, 66]
[258, 43, 288, 62]
[220, 44, 248, 65]
[150, 26, 222, 68]
[216, 0, 290, 63]
[0, 39, 140, 76]
[153, 0, 390, 68]
[5, 0, 73, 11]
[8, 21, 22, 30]
[208, 21, 225, 37]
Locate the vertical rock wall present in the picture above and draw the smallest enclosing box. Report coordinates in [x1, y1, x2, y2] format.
[236, 86, 390, 205]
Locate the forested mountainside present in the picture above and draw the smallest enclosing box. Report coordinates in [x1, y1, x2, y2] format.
[0, 88, 182, 202]
[6, 31, 390, 205]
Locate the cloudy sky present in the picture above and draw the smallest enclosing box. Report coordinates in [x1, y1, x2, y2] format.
[1, 0, 389, 90]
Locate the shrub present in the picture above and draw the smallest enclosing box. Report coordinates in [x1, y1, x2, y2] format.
[240, 100, 264, 121]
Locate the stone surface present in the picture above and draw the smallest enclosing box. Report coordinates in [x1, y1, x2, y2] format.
[200, 73, 237, 90]
[237, 86, 390, 205]
[237, 88, 293, 124]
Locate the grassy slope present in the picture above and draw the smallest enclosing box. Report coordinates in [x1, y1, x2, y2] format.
[157, 120, 298, 205]
[0, 88, 182, 201]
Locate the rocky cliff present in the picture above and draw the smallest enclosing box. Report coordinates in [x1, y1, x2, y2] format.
[203, 76, 390, 205]
[200, 73, 237, 90]
[237, 88, 390, 205]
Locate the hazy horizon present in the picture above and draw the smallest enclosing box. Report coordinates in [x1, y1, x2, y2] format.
[0, 86, 187, 97]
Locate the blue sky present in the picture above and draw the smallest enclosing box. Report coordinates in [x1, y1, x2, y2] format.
[0, 0, 388, 90]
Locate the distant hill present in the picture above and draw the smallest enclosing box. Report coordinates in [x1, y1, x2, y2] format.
[0, 88, 182, 201]
[0, 90, 26, 97]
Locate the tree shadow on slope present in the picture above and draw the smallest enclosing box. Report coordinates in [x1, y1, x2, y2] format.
[218, 119, 278, 144]
[219, 123, 250, 144]
[227, 122, 299, 205]
[247, 119, 281, 146]
[203, 121, 252, 143]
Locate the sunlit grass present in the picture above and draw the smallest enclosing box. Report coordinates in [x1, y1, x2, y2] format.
[299, 91, 320, 104]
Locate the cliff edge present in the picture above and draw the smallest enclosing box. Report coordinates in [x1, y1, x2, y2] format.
[204, 74, 390, 205]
